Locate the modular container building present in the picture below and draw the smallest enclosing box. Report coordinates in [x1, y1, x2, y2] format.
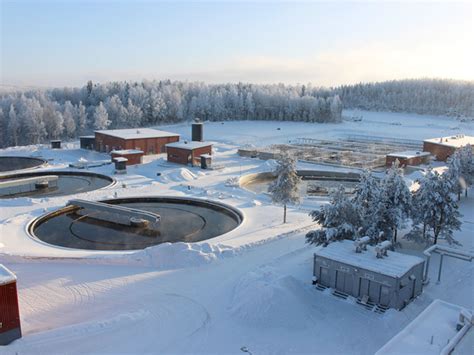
[423, 135, 474, 161]
[0, 265, 21, 345]
[313, 240, 425, 310]
[385, 151, 431, 167]
[166, 141, 213, 166]
[95, 128, 179, 154]
[110, 149, 144, 165]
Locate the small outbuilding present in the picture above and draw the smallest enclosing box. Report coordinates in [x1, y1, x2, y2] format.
[95, 128, 180, 154]
[386, 150, 431, 167]
[80, 135, 95, 150]
[423, 135, 474, 161]
[0, 264, 21, 345]
[50, 140, 61, 149]
[313, 240, 425, 310]
[113, 157, 128, 174]
[110, 149, 144, 166]
[166, 141, 213, 166]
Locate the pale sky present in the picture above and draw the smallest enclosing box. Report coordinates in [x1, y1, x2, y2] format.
[1, 1, 473, 88]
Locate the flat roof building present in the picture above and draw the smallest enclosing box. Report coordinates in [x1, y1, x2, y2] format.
[166, 141, 213, 166]
[423, 135, 474, 161]
[110, 149, 144, 166]
[95, 128, 179, 154]
[313, 240, 425, 310]
[386, 150, 431, 167]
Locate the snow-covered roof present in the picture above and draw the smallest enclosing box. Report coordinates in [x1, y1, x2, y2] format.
[166, 141, 213, 150]
[0, 264, 17, 285]
[113, 157, 128, 162]
[376, 300, 469, 355]
[315, 240, 424, 278]
[79, 135, 95, 139]
[386, 151, 431, 159]
[200, 154, 212, 158]
[95, 128, 180, 140]
[424, 135, 474, 148]
[110, 149, 144, 155]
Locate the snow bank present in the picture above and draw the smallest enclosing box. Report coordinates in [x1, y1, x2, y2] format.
[229, 266, 315, 328]
[157, 168, 202, 183]
[138, 242, 236, 268]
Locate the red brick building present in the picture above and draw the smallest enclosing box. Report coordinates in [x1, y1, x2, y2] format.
[166, 141, 213, 166]
[95, 128, 179, 154]
[0, 264, 21, 345]
[423, 135, 474, 161]
[110, 149, 144, 165]
[386, 151, 431, 167]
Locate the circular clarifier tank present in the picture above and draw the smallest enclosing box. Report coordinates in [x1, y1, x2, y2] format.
[240, 170, 361, 196]
[29, 197, 243, 251]
[0, 156, 46, 173]
[0, 171, 114, 198]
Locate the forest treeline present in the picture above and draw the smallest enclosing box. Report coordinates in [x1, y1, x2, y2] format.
[0, 78, 472, 148]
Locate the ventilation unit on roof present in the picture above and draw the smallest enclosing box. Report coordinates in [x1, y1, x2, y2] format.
[354, 236, 371, 253]
[375, 241, 392, 258]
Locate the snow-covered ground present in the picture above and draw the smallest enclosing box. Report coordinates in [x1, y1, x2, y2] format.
[0, 110, 473, 354]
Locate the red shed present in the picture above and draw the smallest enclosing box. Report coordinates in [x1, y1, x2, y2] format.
[110, 149, 144, 165]
[95, 128, 180, 154]
[0, 265, 21, 345]
[386, 151, 431, 167]
[423, 135, 474, 161]
[166, 141, 213, 166]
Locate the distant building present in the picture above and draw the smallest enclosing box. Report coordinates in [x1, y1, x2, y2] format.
[385, 151, 431, 167]
[423, 135, 474, 161]
[110, 149, 144, 165]
[313, 240, 425, 310]
[166, 141, 213, 166]
[79, 135, 95, 150]
[94, 128, 179, 154]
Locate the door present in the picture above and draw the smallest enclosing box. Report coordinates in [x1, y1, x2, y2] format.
[359, 278, 370, 298]
[343, 273, 353, 294]
[336, 270, 345, 291]
[320, 267, 330, 287]
[336, 270, 352, 294]
[380, 285, 391, 306]
[369, 281, 382, 304]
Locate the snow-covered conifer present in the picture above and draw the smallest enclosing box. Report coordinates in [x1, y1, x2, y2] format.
[408, 168, 462, 245]
[351, 169, 380, 235]
[370, 161, 411, 243]
[268, 153, 301, 223]
[306, 185, 360, 246]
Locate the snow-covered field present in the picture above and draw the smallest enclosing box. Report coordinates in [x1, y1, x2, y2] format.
[0, 110, 473, 354]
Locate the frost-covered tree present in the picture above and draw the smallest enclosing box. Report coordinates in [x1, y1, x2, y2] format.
[23, 97, 47, 143]
[42, 102, 63, 140]
[62, 101, 76, 138]
[105, 95, 127, 128]
[7, 105, 20, 147]
[268, 153, 301, 223]
[458, 145, 474, 197]
[93, 102, 110, 130]
[306, 185, 361, 246]
[445, 151, 463, 200]
[370, 161, 411, 243]
[75, 101, 87, 134]
[125, 98, 144, 127]
[407, 169, 462, 245]
[351, 169, 380, 235]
